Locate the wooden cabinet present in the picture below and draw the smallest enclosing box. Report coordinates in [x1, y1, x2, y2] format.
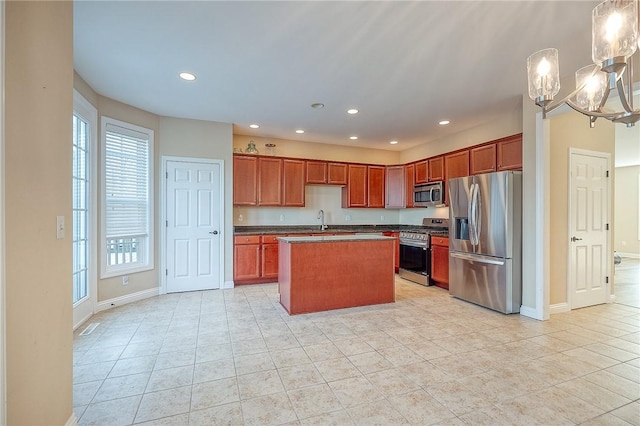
[405, 164, 415, 208]
[282, 159, 305, 206]
[385, 165, 405, 208]
[428, 157, 444, 181]
[497, 134, 523, 171]
[306, 160, 327, 184]
[328, 162, 348, 185]
[233, 235, 261, 281]
[470, 144, 497, 175]
[258, 157, 282, 206]
[261, 235, 279, 280]
[444, 150, 470, 180]
[342, 164, 368, 207]
[233, 155, 258, 205]
[430, 236, 449, 289]
[414, 160, 429, 184]
[383, 231, 400, 271]
[368, 165, 385, 208]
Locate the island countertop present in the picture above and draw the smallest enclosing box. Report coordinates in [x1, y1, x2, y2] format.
[278, 234, 395, 243]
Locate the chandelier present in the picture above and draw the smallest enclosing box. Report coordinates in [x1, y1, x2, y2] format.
[527, 0, 639, 127]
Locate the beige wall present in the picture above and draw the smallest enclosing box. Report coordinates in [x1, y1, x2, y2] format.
[614, 165, 640, 256]
[549, 111, 615, 305]
[159, 116, 234, 283]
[5, 1, 73, 424]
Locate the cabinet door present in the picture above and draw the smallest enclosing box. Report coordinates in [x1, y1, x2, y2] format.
[430, 243, 449, 288]
[282, 159, 305, 207]
[444, 150, 469, 180]
[385, 165, 405, 208]
[497, 134, 523, 171]
[428, 157, 444, 181]
[383, 231, 400, 270]
[234, 243, 261, 280]
[258, 157, 282, 206]
[261, 243, 279, 280]
[415, 160, 429, 184]
[405, 164, 415, 208]
[470, 144, 497, 175]
[306, 160, 327, 184]
[342, 164, 367, 207]
[368, 165, 385, 208]
[328, 162, 348, 185]
[233, 155, 257, 205]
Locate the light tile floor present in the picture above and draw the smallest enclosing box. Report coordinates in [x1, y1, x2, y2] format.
[74, 277, 640, 425]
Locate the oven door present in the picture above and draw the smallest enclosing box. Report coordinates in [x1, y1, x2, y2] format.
[398, 241, 430, 286]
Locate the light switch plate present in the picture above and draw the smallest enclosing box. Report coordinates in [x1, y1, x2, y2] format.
[56, 216, 64, 239]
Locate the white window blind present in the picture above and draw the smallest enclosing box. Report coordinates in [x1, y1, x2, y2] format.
[104, 123, 149, 240]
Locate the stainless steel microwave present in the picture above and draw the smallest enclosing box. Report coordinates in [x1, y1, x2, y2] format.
[413, 181, 444, 207]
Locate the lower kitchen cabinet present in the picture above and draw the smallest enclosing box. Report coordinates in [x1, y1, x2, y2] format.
[383, 231, 400, 271]
[261, 235, 279, 280]
[431, 236, 449, 289]
[233, 235, 261, 281]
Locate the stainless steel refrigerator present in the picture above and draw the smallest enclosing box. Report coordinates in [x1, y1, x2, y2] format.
[448, 171, 522, 314]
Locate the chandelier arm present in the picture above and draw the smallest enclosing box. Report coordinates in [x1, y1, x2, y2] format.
[564, 99, 624, 118]
[616, 77, 635, 113]
[542, 79, 592, 115]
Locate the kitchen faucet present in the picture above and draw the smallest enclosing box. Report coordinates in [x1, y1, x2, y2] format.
[317, 209, 328, 231]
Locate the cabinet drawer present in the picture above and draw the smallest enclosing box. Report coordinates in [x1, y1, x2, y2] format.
[431, 236, 449, 247]
[234, 235, 261, 245]
[261, 235, 281, 244]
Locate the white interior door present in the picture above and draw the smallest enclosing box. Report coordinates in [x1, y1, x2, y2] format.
[569, 149, 609, 309]
[166, 159, 222, 293]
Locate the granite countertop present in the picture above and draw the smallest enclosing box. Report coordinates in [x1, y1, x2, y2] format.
[234, 224, 421, 235]
[278, 234, 395, 243]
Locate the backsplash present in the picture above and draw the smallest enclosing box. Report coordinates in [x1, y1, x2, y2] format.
[233, 185, 449, 226]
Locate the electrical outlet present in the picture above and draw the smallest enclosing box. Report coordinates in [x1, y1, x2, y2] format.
[380, 215, 385, 222]
[56, 216, 65, 239]
[238, 214, 243, 222]
[279, 214, 285, 222]
[345, 215, 351, 222]
[122, 275, 129, 285]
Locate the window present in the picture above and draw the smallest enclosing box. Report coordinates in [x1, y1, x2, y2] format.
[101, 117, 154, 277]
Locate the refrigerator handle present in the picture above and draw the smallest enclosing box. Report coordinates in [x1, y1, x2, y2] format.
[469, 183, 479, 246]
[474, 183, 482, 244]
[450, 252, 505, 266]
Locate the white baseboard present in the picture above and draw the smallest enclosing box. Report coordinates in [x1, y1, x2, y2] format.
[96, 287, 159, 313]
[609, 293, 616, 303]
[519, 305, 542, 320]
[73, 312, 94, 332]
[66, 413, 78, 426]
[617, 252, 640, 259]
[222, 280, 234, 289]
[550, 302, 571, 314]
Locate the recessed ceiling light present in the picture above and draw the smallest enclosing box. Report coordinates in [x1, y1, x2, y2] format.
[311, 103, 325, 109]
[439, 120, 450, 125]
[349, 136, 358, 140]
[179, 72, 197, 81]
[295, 129, 305, 134]
[347, 108, 359, 115]
[389, 140, 398, 145]
[249, 124, 260, 129]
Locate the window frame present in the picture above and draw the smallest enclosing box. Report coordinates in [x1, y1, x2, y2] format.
[100, 116, 154, 278]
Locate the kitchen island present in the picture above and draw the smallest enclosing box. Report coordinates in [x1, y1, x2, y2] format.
[278, 234, 395, 315]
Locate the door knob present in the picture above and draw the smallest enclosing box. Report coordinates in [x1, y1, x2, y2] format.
[209, 230, 218, 235]
[570, 236, 582, 242]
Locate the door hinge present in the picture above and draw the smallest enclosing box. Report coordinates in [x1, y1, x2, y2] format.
[166, 171, 169, 179]
[165, 269, 168, 276]
[606, 170, 609, 177]
[606, 223, 609, 230]
[166, 220, 168, 227]
[606, 276, 609, 284]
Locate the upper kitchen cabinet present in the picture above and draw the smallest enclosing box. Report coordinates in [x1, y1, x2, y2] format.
[368, 165, 385, 208]
[428, 157, 444, 181]
[257, 157, 282, 206]
[327, 162, 348, 185]
[470, 143, 497, 175]
[496, 133, 523, 171]
[282, 159, 305, 206]
[385, 165, 405, 208]
[405, 164, 415, 208]
[342, 164, 367, 207]
[306, 160, 327, 184]
[444, 150, 469, 181]
[414, 160, 429, 184]
[233, 155, 258, 205]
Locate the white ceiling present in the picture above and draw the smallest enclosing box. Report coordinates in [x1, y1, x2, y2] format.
[74, 1, 604, 151]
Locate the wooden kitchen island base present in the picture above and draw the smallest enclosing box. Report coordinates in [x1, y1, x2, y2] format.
[278, 235, 395, 315]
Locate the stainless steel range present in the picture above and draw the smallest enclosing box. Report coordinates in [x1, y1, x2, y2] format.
[398, 218, 449, 286]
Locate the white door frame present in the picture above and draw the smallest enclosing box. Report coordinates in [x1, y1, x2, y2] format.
[0, 1, 6, 422]
[566, 147, 612, 308]
[160, 156, 225, 294]
[72, 89, 98, 330]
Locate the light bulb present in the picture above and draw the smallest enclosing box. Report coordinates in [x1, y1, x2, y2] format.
[605, 12, 622, 42]
[537, 58, 551, 76]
